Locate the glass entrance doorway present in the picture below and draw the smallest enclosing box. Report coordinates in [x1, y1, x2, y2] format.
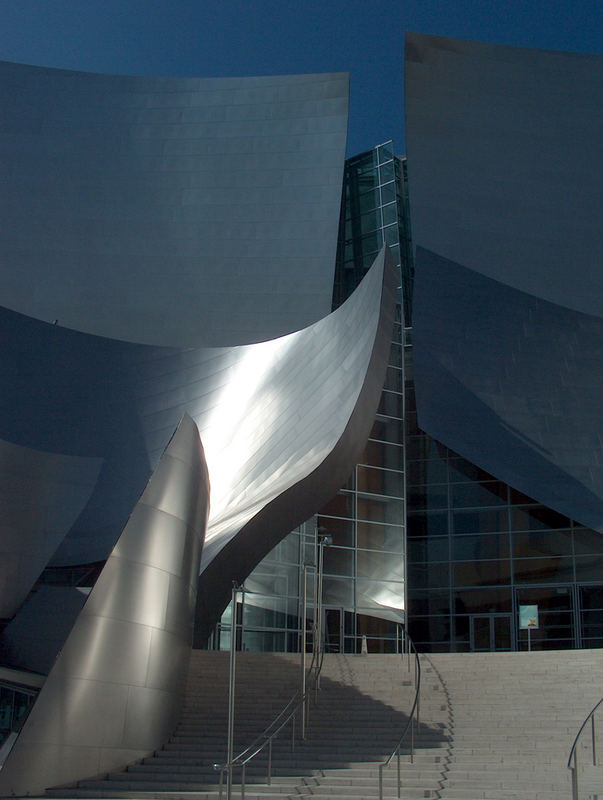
[469, 614, 512, 651]
[579, 585, 603, 648]
[323, 607, 343, 652]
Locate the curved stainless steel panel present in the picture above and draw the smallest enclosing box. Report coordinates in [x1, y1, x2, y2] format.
[405, 33, 603, 315]
[412, 249, 603, 533]
[0, 438, 102, 617]
[0, 414, 210, 796]
[195, 246, 398, 640]
[406, 34, 603, 534]
[0, 62, 348, 347]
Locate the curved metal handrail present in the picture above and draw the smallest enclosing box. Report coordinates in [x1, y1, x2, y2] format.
[215, 641, 325, 798]
[378, 631, 421, 800]
[567, 696, 603, 800]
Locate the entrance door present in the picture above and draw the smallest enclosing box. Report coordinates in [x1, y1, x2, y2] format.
[323, 608, 343, 653]
[470, 614, 512, 651]
[578, 585, 603, 648]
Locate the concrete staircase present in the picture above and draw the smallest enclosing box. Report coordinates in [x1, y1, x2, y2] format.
[45, 648, 603, 799]
[426, 649, 603, 800]
[48, 649, 447, 799]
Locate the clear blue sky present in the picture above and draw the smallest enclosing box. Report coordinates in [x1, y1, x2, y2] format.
[1, 0, 601, 155]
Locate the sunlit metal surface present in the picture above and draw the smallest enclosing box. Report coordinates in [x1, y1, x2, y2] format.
[0, 250, 395, 629]
[194, 247, 398, 640]
[0, 61, 348, 347]
[0, 414, 210, 797]
[406, 34, 603, 533]
[0, 438, 102, 618]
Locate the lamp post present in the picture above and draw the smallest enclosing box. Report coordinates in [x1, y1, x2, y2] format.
[226, 583, 242, 800]
[300, 562, 310, 738]
[316, 531, 332, 678]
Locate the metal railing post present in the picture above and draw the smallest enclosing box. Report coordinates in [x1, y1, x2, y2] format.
[301, 563, 308, 739]
[317, 541, 324, 686]
[396, 744, 401, 798]
[240, 763, 245, 800]
[378, 763, 383, 800]
[571, 750, 578, 800]
[291, 713, 295, 752]
[592, 713, 597, 765]
[410, 713, 414, 763]
[267, 738, 272, 785]
[227, 584, 238, 800]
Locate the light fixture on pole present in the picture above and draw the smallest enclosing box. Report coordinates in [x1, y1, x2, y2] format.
[316, 531, 332, 672]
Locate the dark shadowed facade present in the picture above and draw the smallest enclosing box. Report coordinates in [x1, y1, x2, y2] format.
[404, 33, 603, 652]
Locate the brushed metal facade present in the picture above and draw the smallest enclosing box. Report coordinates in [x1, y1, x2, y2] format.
[0, 248, 395, 789]
[0, 438, 102, 618]
[0, 248, 395, 626]
[0, 61, 348, 347]
[412, 249, 603, 533]
[195, 246, 398, 640]
[405, 34, 603, 534]
[0, 414, 210, 796]
[405, 33, 603, 315]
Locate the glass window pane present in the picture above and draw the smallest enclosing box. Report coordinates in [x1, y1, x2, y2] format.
[407, 511, 448, 538]
[451, 481, 507, 508]
[511, 506, 570, 531]
[406, 436, 444, 461]
[408, 484, 448, 510]
[454, 587, 512, 613]
[356, 521, 404, 552]
[323, 545, 354, 577]
[0, 689, 13, 732]
[449, 458, 497, 483]
[378, 391, 403, 418]
[573, 529, 603, 555]
[356, 578, 405, 611]
[454, 560, 511, 586]
[319, 491, 354, 519]
[384, 365, 403, 393]
[357, 465, 404, 497]
[408, 590, 450, 616]
[513, 557, 574, 583]
[512, 530, 572, 558]
[357, 548, 404, 580]
[453, 533, 510, 560]
[357, 207, 381, 233]
[357, 188, 380, 213]
[408, 562, 450, 589]
[408, 536, 449, 563]
[316, 515, 355, 547]
[379, 162, 395, 183]
[380, 182, 396, 204]
[369, 416, 403, 444]
[382, 202, 397, 226]
[377, 142, 394, 163]
[575, 555, 603, 581]
[361, 440, 403, 470]
[407, 458, 448, 485]
[322, 576, 354, 606]
[357, 494, 404, 525]
[453, 508, 508, 534]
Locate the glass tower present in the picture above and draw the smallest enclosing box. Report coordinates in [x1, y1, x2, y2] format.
[212, 142, 409, 654]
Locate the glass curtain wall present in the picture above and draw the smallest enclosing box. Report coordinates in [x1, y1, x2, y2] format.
[214, 142, 408, 654]
[405, 347, 603, 652]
